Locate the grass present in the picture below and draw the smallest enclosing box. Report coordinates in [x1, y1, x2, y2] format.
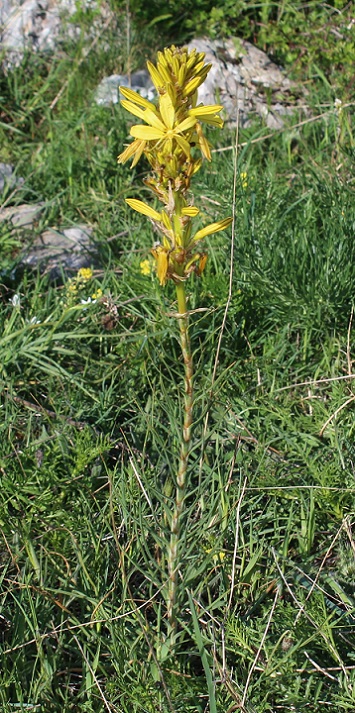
[1, 6, 355, 711]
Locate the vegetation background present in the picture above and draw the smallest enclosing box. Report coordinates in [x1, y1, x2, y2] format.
[1, 0, 355, 710]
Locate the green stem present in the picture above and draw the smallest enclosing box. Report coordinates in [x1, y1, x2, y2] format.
[167, 282, 193, 637]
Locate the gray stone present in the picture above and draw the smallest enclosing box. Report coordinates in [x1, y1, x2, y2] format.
[0, 201, 95, 275]
[21, 224, 94, 275]
[0, 202, 44, 227]
[0, 163, 24, 193]
[95, 69, 155, 107]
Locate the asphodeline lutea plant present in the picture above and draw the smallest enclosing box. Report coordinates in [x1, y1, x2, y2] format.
[118, 44, 232, 640]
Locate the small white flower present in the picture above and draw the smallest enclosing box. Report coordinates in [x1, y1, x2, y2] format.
[27, 316, 41, 325]
[80, 297, 97, 305]
[9, 294, 21, 307]
[334, 98, 343, 112]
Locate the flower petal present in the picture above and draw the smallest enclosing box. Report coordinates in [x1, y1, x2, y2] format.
[117, 140, 142, 164]
[193, 217, 233, 242]
[189, 104, 223, 117]
[143, 109, 166, 132]
[126, 199, 162, 221]
[151, 246, 169, 285]
[119, 86, 155, 110]
[130, 125, 165, 140]
[175, 134, 191, 157]
[147, 60, 165, 90]
[181, 206, 199, 217]
[198, 132, 212, 161]
[121, 100, 147, 121]
[174, 116, 197, 134]
[198, 115, 224, 128]
[183, 75, 204, 97]
[159, 93, 175, 129]
[130, 140, 146, 167]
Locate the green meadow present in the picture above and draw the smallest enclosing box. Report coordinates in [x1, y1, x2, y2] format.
[1, 1, 355, 710]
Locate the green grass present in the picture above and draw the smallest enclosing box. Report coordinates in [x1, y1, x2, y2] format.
[1, 6, 355, 711]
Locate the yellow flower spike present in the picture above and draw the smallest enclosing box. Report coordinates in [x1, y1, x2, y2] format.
[119, 86, 155, 110]
[119, 44, 230, 291]
[126, 199, 162, 221]
[193, 217, 233, 242]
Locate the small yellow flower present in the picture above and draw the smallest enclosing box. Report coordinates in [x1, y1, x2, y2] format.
[92, 288, 103, 299]
[77, 267, 93, 281]
[205, 548, 226, 565]
[240, 171, 248, 189]
[140, 260, 152, 276]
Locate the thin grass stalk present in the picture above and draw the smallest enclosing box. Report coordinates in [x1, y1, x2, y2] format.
[167, 282, 193, 632]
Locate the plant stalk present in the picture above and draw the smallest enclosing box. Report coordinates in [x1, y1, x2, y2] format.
[167, 282, 193, 634]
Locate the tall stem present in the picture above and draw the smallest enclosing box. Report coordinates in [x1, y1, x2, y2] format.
[167, 282, 193, 635]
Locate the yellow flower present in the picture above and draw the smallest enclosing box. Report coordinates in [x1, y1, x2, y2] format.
[240, 171, 248, 189]
[140, 260, 152, 276]
[127, 93, 197, 157]
[77, 267, 93, 281]
[92, 288, 103, 299]
[118, 45, 231, 286]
